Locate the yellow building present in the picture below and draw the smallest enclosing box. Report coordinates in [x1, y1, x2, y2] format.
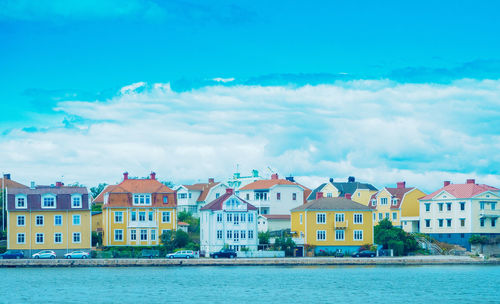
[308, 176, 378, 206]
[7, 183, 91, 257]
[369, 181, 426, 232]
[98, 172, 177, 247]
[291, 193, 374, 255]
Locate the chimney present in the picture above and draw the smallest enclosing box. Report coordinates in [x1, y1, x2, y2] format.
[443, 181, 451, 187]
[345, 193, 352, 200]
[123, 172, 128, 180]
[271, 173, 278, 180]
[208, 178, 215, 184]
[226, 188, 234, 195]
[3, 174, 11, 180]
[30, 181, 36, 189]
[329, 178, 334, 183]
[316, 192, 324, 200]
[397, 181, 406, 189]
[466, 179, 475, 184]
[56, 181, 63, 187]
[348, 176, 355, 183]
[150, 172, 156, 180]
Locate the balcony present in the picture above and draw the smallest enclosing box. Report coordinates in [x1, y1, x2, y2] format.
[479, 210, 500, 218]
[292, 237, 305, 245]
[334, 220, 348, 230]
[128, 221, 158, 228]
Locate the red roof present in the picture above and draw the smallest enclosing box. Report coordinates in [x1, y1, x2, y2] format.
[200, 192, 257, 211]
[369, 186, 425, 209]
[177, 221, 189, 226]
[240, 179, 301, 190]
[421, 183, 499, 200]
[184, 182, 222, 202]
[93, 185, 117, 203]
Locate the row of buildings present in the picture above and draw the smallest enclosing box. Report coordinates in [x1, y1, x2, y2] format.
[2, 171, 499, 256]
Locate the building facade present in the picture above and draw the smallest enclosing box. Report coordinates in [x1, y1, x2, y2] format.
[369, 181, 426, 232]
[227, 169, 263, 191]
[291, 193, 374, 255]
[200, 188, 258, 255]
[307, 177, 378, 206]
[99, 172, 177, 247]
[7, 182, 91, 257]
[174, 179, 229, 217]
[419, 179, 500, 250]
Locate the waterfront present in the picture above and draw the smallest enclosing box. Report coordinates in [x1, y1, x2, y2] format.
[1, 265, 499, 303]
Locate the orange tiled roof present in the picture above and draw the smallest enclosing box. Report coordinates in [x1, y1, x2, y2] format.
[93, 185, 117, 203]
[0, 178, 28, 189]
[110, 178, 173, 194]
[184, 181, 221, 202]
[102, 178, 177, 208]
[240, 179, 299, 190]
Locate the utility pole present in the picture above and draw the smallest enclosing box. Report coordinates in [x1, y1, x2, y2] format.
[2, 174, 4, 231]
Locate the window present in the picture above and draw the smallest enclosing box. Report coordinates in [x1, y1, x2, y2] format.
[241, 230, 246, 239]
[317, 213, 326, 224]
[73, 215, 81, 225]
[36, 215, 44, 226]
[392, 199, 398, 206]
[425, 203, 430, 212]
[446, 219, 452, 227]
[234, 214, 239, 225]
[480, 202, 485, 210]
[316, 230, 326, 241]
[300, 214, 303, 224]
[114, 229, 123, 241]
[353, 230, 363, 241]
[241, 214, 246, 222]
[178, 193, 187, 199]
[73, 232, 81, 243]
[392, 212, 397, 220]
[292, 193, 297, 201]
[54, 215, 62, 226]
[492, 218, 497, 227]
[227, 230, 232, 239]
[140, 229, 148, 241]
[385, 213, 389, 219]
[327, 193, 333, 198]
[215, 193, 220, 199]
[131, 211, 137, 221]
[438, 219, 443, 227]
[255, 192, 268, 200]
[139, 212, 146, 221]
[248, 230, 254, 239]
[379, 213, 383, 220]
[16, 196, 26, 208]
[217, 213, 223, 223]
[246, 194, 250, 200]
[43, 196, 56, 208]
[335, 230, 345, 240]
[151, 230, 156, 241]
[163, 196, 168, 204]
[425, 219, 431, 228]
[148, 211, 153, 221]
[371, 200, 376, 206]
[373, 213, 376, 221]
[17, 215, 25, 226]
[492, 203, 497, 211]
[162, 211, 171, 223]
[233, 230, 239, 241]
[217, 230, 223, 239]
[130, 230, 137, 241]
[227, 213, 233, 222]
[335, 213, 345, 222]
[446, 203, 452, 211]
[36, 233, 44, 244]
[54, 233, 62, 244]
[114, 212, 123, 223]
[248, 213, 254, 222]
[438, 203, 443, 212]
[17, 233, 25, 244]
[277, 193, 281, 200]
[460, 202, 465, 211]
[380, 198, 388, 205]
[480, 218, 485, 227]
[133, 194, 151, 206]
[72, 195, 82, 208]
[460, 218, 465, 227]
[354, 214, 363, 224]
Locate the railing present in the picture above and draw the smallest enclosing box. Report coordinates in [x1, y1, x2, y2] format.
[292, 237, 305, 245]
[334, 220, 348, 230]
[413, 234, 444, 255]
[479, 210, 500, 218]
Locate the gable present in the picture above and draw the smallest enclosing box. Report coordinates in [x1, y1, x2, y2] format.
[473, 191, 500, 200]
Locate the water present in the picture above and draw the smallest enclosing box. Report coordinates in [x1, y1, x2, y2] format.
[1, 265, 499, 303]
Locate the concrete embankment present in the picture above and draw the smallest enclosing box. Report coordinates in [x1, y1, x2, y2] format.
[1, 256, 499, 267]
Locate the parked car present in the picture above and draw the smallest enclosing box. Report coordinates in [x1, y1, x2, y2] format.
[64, 251, 90, 259]
[0, 250, 24, 259]
[210, 249, 236, 259]
[32, 250, 57, 259]
[166, 250, 195, 259]
[351, 250, 376, 258]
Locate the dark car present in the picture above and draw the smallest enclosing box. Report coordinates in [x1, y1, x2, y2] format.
[210, 249, 237, 259]
[0, 250, 24, 259]
[351, 250, 376, 258]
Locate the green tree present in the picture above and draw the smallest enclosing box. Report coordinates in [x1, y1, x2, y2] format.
[174, 230, 190, 248]
[92, 231, 102, 247]
[374, 218, 420, 256]
[161, 230, 175, 253]
[273, 236, 296, 256]
[258, 231, 270, 245]
[90, 183, 107, 200]
[468, 235, 489, 253]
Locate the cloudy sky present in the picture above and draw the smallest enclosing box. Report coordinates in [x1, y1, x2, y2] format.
[1, 0, 500, 192]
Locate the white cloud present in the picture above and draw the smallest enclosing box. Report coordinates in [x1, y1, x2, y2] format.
[212, 78, 235, 83]
[1, 79, 500, 192]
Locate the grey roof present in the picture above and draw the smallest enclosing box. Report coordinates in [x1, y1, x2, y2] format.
[8, 186, 88, 195]
[307, 183, 327, 200]
[291, 197, 372, 212]
[331, 181, 377, 195]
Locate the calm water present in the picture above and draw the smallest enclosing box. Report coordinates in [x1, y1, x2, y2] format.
[1, 265, 499, 303]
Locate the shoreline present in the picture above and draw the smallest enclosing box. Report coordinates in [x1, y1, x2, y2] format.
[1, 256, 499, 267]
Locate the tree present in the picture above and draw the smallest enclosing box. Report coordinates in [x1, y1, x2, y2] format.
[161, 230, 175, 253]
[258, 232, 270, 245]
[174, 230, 190, 248]
[374, 218, 420, 256]
[92, 231, 102, 247]
[469, 235, 489, 253]
[273, 236, 296, 256]
[90, 183, 107, 200]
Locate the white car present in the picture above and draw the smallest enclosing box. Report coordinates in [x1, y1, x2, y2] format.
[64, 251, 90, 259]
[32, 250, 57, 259]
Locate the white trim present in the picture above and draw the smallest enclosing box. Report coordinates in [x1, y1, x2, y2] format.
[17, 215, 25, 227]
[353, 230, 363, 241]
[54, 232, 63, 244]
[35, 215, 44, 226]
[353, 213, 363, 224]
[132, 193, 152, 206]
[335, 229, 345, 241]
[41, 194, 57, 209]
[15, 194, 27, 209]
[71, 194, 83, 208]
[316, 212, 326, 224]
[72, 232, 81, 244]
[72, 214, 81, 226]
[17, 233, 26, 244]
[35, 233, 44, 244]
[114, 229, 124, 242]
[114, 211, 123, 223]
[54, 214, 63, 226]
[316, 230, 326, 241]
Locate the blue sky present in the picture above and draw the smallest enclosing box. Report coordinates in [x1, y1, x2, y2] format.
[1, 0, 500, 191]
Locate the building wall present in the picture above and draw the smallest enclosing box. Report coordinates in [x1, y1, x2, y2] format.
[470, 192, 500, 233]
[401, 188, 426, 217]
[373, 189, 401, 226]
[320, 183, 340, 198]
[352, 189, 377, 206]
[291, 211, 306, 239]
[92, 212, 103, 232]
[239, 185, 304, 215]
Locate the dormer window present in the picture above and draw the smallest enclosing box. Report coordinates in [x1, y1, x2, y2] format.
[133, 194, 151, 206]
[16, 195, 27, 209]
[371, 199, 376, 206]
[72, 194, 82, 208]
[163, 196, 168, 204]
[392, 198, 398, 206]
[42, 195, 56, 208]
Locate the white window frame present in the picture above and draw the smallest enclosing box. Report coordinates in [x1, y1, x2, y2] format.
[17, 215, 25, 227]
[35, 215, 44, 226]
[130, 229, 137, 241]
[380, 198, 388, 205]
[217, 230, 223, 239]
[15, 195, 27, 209]
[72, 214, 81, 226]
[139, 211, 146, 221]
[54, 233, 63, 244]
[353, 230, 363, 241]
[72, 232, 81, 244]
[316, 213, 326, 224]
[54, 215, 63, 226]
[41, 194, 57, 209]
[114, 229, 123, 241]
[248, 230, 254, 239]
[114, 211, 123, 223]
[133, 194, 152, 206]
[35, 233, 44, 244]
[217, 213, 223, 223]
[71, 194, 82, 208]
[151, 229, 156, 241]
[17, 233, 25, 244]
[316, 230, 326, 241]
[162, 211, 171, 223]
[353, 213, 363, 224]
[335, 213, 345, 222]
[140, 229, 148, 241]
[335, 230, 345, 241]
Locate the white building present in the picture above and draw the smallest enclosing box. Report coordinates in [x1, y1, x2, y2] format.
[200, 188, 258, 255]
[238, 174, 308, 215]
[419, 179, 500, 250]
[257, 214, 291, 233]
[174, 178, 229, 217]
[226, 169, 263, 191]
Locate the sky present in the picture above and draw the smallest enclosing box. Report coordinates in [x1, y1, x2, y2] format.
[1, 0, 500, 192]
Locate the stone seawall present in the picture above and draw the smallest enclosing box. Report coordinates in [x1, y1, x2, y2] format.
[1, 256, 498, 267]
